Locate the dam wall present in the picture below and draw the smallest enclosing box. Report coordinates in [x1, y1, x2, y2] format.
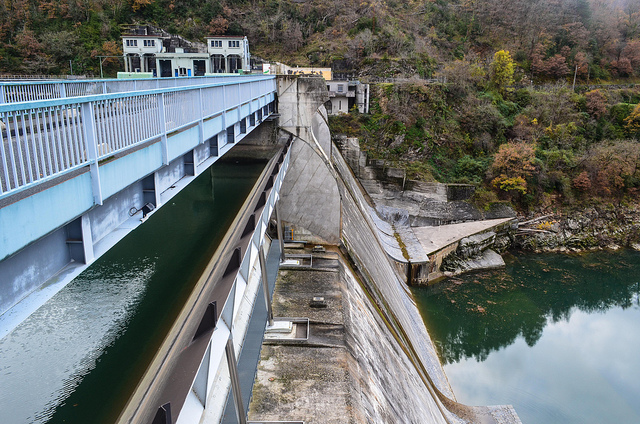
[276, 76, 521, 423]
[277, 76, 340, 244]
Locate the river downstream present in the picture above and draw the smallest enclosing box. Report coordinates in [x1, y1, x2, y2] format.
[413, 249, 640, 424]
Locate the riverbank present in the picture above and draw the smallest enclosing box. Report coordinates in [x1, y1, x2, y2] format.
[516, 203, 640, 253]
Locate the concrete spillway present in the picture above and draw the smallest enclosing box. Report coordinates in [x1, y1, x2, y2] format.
[273, 75, 521, 423]
[0, 149, 271, 424]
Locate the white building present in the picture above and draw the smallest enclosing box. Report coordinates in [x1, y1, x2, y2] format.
[325, 80, 370, 115]
[122, 35, 164, 73]
[121, 31, 251, 77]
[155, 49, 211, 77]
[205, 36, 250, 73]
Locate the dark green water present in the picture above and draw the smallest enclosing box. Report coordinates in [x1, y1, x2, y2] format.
[0, 156, 267, 424]
[413, 249, 640, 424]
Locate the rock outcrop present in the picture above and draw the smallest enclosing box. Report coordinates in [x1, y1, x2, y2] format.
[517, 205, 640, 252]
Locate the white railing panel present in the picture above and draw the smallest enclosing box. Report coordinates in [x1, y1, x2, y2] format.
[164, 90, 198, 131]
[1, 76, 275, 197]
[0, 104, 91, 194]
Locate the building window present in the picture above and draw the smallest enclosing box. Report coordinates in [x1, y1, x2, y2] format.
[211, 40, 222, 48]
[143, 40, 155, 47]
[337, 84, 344, 92]
[125, 39, 138, 47]
[228, 40, 240, 48]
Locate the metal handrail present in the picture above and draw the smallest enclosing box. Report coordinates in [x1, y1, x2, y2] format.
[0, 76, 276, 198]
[0, 74, 270, 104]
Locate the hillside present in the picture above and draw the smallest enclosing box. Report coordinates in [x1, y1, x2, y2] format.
[2, 0, 640, 213]
[2, 0, 640, 81]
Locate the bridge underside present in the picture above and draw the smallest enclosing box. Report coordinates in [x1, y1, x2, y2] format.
[0, 100, 275, 328]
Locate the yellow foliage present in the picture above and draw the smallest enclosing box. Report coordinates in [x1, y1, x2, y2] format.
[536, 221, 555, 230]
[132, 0, 153, 12]
[492, 174, 527, 194]
[624, 103, 640, 135]
[490, 50, 515, 93]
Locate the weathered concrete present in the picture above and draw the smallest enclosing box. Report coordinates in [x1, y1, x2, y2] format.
[413, 219, 515, 256]
[250, 246, 452, 424]
[252, 76, 521, 423]
[278, 76, 340, 244]
[412, 218, 517, 281]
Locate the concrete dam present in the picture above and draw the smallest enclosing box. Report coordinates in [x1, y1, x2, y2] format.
[0, 75, 521, 423]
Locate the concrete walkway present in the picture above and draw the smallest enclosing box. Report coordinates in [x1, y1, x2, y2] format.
[413, 218, 516, 255]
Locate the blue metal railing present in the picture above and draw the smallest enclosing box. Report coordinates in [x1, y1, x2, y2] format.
[0, 75, 261, 104]
[0, 76, 276, 199]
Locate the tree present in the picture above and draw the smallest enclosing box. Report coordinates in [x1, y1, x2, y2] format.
[490, 50, 514, 94]
[581, 141, 640, 197]
[585, 90, 607, 120]
[624, 103, 640, 137]
[542, 54, 570, 78]
[490, 141, 538, 197]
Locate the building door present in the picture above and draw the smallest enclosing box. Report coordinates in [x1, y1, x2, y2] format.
[159, 60, 172, 78]
[193, 60, 206, 76]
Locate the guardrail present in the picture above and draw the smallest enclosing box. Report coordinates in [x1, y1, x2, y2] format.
[119, 138, 293, 424]
[0, 75, 263, 104]
[0, 76, 276, 198]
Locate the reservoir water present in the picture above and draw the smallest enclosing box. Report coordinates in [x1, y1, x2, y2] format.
[413, 249, 640, 424]
[0, 153, 268, 424]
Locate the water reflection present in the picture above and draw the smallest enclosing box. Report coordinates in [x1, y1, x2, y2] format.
[0, 157, 267, 424]
[413, 249, 640, 423]
[0, 259, 153, 423]
[414, 250, 640, 364]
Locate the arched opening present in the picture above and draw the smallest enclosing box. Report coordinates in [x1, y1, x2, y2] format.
[211, 54, 226, 73]
[227, 55, 242, 73]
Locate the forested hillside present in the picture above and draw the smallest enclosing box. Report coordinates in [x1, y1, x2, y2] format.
[3, 0, 640, 211]
[3, 0, 640, 81]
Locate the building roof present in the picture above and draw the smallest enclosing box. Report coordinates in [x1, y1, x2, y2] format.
[121, 35, 166, 38]
[204, 35, 247, 39]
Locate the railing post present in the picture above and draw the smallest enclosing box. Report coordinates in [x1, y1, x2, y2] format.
[157, 93, 169, 165]
[59, 82, 67, 99]
[0, 85, 6, 104]
[259, 244, 274, 327]
[198, 88, 204, 144]
[81, 101, 103, 205]
[225, 337, 247, 424]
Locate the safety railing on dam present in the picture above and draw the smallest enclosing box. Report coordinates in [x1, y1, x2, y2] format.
[0, 75, 275, 199]
[119, 138, 293, 424]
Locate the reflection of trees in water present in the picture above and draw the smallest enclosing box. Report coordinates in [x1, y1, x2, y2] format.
[415, 250, 640, 364]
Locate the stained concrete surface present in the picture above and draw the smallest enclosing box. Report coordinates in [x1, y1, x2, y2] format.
[413, 218, 516, 255]
[248, 251, 356, 424]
